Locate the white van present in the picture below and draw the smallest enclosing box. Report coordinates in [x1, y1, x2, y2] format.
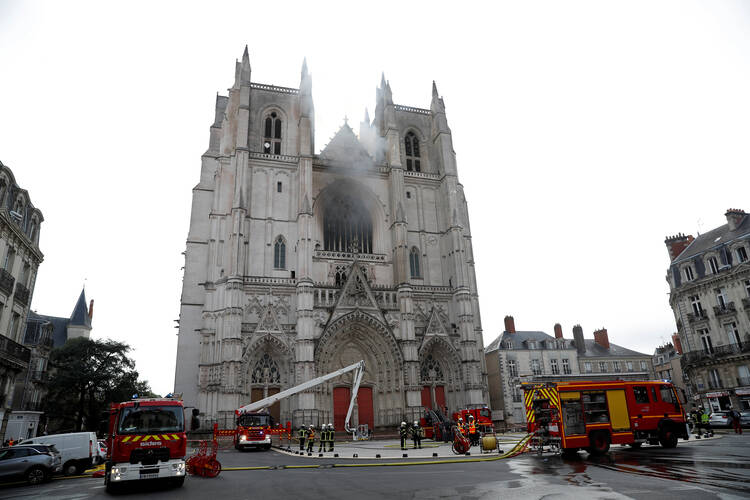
[20, 432, 101, 475]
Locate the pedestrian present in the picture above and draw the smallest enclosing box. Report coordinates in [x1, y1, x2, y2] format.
[306, 425, 315, 453]
[328, 424, 335, 452]
[729, 407, 742, 435]
[298, 424, 306, 451]
[399, 421, 408, 450]
[411, 420, 422, 449]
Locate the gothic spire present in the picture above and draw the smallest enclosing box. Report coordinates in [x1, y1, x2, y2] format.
[363, 107, 370, 124]
[240, 45, 251, 84]
[301, 57, 308, 77]
[432, 80, 439, 98]
[380, 72, 386, 89]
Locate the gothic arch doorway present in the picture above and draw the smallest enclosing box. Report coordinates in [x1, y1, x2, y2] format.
[316, 311, 404, 429]
[419, 337, 462, 413]
[241, 336, 293, 424]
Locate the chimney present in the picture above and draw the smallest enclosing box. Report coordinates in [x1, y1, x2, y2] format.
[88, 299, 94, 320]
[672, 333, 683, 355]
[664, 233, 694, 261]
[572, 325, 585, 354]
[593, 328, 610, 349]
[725, 208, 746, 231]
[554, 323, 563, 339]
[504, 315, 516, 334]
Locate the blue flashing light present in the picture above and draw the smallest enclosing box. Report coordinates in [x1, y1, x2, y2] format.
[132, 393, 139, 399]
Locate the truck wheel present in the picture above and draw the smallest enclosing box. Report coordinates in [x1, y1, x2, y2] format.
[63, 461, 78, 476]
[171, 476, 185, 488]
[25, 466, 47, 485]
[587, 431, 610, 455]
[659, 427, 678, 448]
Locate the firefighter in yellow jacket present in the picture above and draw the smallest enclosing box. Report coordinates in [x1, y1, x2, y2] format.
[298, 425, 306, 451]
[306, 425, 315, 453]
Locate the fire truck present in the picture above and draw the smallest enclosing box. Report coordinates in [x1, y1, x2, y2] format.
[522, 380, 689, 455]
[452, 407, 493, 433]
[103, 394, 187, 493]
[224, 360, 365, 450]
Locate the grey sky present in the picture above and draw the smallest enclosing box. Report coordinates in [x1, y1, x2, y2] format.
[1, 1, 748, 396]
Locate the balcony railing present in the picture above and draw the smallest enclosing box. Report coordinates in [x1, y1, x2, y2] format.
[713, 302, 736, 317]
[29, 370, 48, 382]
[680, 342, 750, 369]
[14, 282, 30, 306]
[687, 309, 709, 323]
[0, 268, 14, 296]
[737, 376, 750, 387]
[0, 334, 31, 369]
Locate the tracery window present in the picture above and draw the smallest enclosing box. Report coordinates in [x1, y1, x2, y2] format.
[323, 193, 372, 254]
[409, 247, 421, 278]
[273, 236, 286, 269]
[251, 353, 280, 384]
[404, 131, 421, 172]
[263, 112, 282, 155]
[421, 354, 444, 382]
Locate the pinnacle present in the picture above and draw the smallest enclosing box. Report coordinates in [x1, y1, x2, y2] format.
[301, 57, 308, 76]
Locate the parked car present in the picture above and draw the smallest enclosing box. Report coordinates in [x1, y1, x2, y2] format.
[708, 411, 732, 428]
[96, 440, 107, 464]
[14, 444, 62, 471]
[740, 411, 750, 428]
[0, 445, 61, 485]
[19, 432, 101, 475]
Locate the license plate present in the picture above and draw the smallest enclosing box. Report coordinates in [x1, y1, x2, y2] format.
[140, 473, 159, 479]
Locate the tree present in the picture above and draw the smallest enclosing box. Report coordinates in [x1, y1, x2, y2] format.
[44, 338, 156, 433]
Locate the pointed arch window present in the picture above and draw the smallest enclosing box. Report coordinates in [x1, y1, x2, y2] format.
[251, 353, 280, 384]
[409, 247, 421, 278]
[274, 236, 286, 269]
[263, 112, 282, 155]
[323, 192, 373, 254]
[404, 131, 421, 172]
[421, 354, 444, 382]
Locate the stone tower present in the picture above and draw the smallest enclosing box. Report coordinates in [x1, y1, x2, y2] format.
[174, 48, 488, 429]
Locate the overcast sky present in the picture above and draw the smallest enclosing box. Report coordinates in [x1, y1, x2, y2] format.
[1, 1, 749, 396]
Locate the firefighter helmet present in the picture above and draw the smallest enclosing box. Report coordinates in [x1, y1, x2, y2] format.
[401, 421, 406, 427]
[413, 421, 418, 426]
[458, 417, 463, 422]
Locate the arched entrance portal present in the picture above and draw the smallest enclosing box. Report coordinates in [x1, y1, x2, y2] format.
[419, 337, 463, 413]
[241, 335, 293, 425]
[316, 311, 404, 430]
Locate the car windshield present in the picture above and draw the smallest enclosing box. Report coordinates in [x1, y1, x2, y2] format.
[237, 414, 271, 427]
[118, 405, 184, 434]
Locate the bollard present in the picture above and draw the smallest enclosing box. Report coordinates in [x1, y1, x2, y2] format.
[376, 454, 381, 458]
[432, 452, 438, 457]
[402, 453, 408, 458]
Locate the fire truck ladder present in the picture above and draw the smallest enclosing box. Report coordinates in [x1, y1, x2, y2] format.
[236, 360, 366, 433]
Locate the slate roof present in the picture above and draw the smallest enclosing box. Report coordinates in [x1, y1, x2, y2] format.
[673, 215, 750, 263]
[26, 310, 70, 348]
[69, 289, 91, 328]
[577, 339, 648, 358]
[485, 330, 648, 358]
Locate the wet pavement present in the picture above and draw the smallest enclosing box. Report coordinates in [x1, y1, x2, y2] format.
[0, 431, 746, 499]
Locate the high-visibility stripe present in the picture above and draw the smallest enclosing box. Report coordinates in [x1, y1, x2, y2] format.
[162, 434, 170, 441]
[132, 436, 142, 442]
[171, 434, 180, 440]
[122, 436, 130, 443]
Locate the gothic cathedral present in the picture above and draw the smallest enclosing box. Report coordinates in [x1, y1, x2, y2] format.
[174, 47, 488, 429]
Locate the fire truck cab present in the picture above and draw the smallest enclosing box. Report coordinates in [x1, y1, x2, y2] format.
[523, 380, 688, 455]
[104, 395, 187, 493]
[452, 407, 493, 432]
[234, 411, 274, 450]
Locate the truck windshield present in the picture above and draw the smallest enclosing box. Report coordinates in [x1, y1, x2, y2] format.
[237, 414, 271, 427]
[118, 406, 184, 435]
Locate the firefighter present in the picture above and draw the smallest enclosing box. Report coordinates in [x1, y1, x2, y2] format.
[457, 417, 465, 438]
[411, 420, 422, 449]
[468, 415, 478, 446]
[328, 424, 335, 452]
[318, 424, 326, 452]
[399, 421, 408, 450]
[306, 425, 315, 453]
[298, 424, 306, 451]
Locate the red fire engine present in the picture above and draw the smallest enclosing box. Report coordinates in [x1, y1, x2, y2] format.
[523, 380, 689, 455]
[230, 411, 291, 451]
[104, 395, 187, 493]
[452, 407, 493, 432]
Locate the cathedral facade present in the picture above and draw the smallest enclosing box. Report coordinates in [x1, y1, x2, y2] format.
[174, 48, 488, 429]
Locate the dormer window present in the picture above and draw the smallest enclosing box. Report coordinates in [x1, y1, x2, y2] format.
[404, 131, 421, 172]
[707, 256, 719, 274]
[683, 265, 695, 281]
[263, 112, 282, 155]
[527, 341, 537, 350]
[737, 246, 749, 263]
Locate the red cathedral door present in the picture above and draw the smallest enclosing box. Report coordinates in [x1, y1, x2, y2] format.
[333, 387, 351, 430]
[357, 387, 374, 430]
[421, 387, 432, 408]
[435, 386, 446, 409]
